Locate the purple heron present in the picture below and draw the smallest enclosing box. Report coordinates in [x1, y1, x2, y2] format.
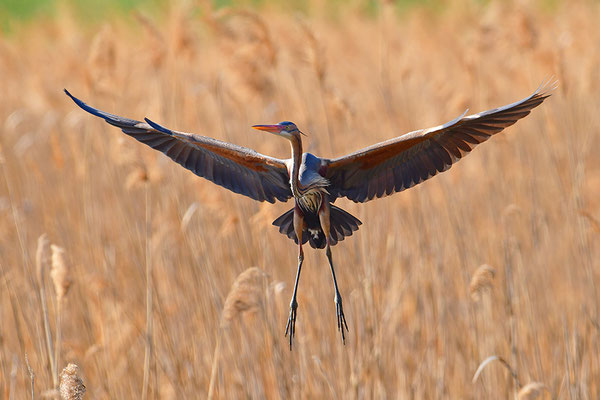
[65, 81, 553, 349]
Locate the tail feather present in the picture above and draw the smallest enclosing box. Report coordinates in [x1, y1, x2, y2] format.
[272, 209, 308, 245]
[329, 205, 362, 246]
[272, 205, 362, 249]
[331, 211, 352, 236]
[330, 227, 339, 243]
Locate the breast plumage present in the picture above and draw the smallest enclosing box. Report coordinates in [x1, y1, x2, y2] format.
[296, 153, 329, 212]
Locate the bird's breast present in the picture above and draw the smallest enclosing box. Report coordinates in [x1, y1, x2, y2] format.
[297, 189, 325, 214]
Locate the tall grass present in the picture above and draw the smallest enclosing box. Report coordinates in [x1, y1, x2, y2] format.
[1, 0, 598, 398]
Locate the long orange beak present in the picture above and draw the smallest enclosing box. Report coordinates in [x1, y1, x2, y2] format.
[252, 124, 283, 133]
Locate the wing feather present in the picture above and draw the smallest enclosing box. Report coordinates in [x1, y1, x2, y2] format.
[65, 90, 292, 203]
[324, 82, 555, 202]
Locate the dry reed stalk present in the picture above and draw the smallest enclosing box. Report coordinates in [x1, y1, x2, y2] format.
[469, 264, 496, 302]
[9, 355, 17, 400]
[59, 364, 86, 400]
[51, 244, 71, 390]
[208, 267, 266, 399]
[517, 382, 548, 400]
[503, 233, 520, 399]
[180, 202, 199, 232]
[36, 234, 58, 389]
[563, 319, 577, 400]
[142, 181, 153, 400]
[1, 264, 26, 359]
[25, 353, 35, 400]
[207, 336, 222, 400]
[1, 147, 28, 275]
[472, 355, 520, 389]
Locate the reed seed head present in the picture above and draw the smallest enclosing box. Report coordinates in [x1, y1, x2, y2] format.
[517, 382, 548, 400]
[221, 267, 266, 328]
[469, 264, 496, 302]
[59, 363, 86, 400]
[51, 245, 71, 302]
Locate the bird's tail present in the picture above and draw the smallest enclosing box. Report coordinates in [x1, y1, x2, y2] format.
[272, 205, 362, 249]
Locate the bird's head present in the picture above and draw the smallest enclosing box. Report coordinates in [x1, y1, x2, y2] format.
[252, 121, 305, 140]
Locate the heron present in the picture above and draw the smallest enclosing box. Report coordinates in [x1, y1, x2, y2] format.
[65, 81, 553, 349]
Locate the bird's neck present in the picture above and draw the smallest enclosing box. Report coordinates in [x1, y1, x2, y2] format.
[289, 136, 303, 197]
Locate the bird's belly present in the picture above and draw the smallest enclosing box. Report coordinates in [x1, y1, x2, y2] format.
[298, 190, 323, 213]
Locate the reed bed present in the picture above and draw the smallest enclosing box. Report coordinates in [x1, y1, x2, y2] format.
[0, 0, 599, 398]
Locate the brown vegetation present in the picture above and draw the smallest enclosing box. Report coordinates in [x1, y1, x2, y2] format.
[1, 1, 599, 398]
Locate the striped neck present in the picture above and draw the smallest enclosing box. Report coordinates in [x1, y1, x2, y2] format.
[289, 135, 303, 198]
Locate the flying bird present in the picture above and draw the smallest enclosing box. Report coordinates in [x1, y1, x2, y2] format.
[65, 81, 553, 349]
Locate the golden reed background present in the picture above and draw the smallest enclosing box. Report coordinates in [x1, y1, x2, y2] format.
[1, 0, 599, 398]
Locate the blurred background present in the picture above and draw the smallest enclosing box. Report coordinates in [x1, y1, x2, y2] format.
[0, 0, 598, 398]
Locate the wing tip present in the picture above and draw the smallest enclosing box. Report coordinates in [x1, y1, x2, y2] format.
[144, 117, 173, 135]
[535, 77, 559, 98]
[64, 89, 107, 121]
[64, 88, 84, 108]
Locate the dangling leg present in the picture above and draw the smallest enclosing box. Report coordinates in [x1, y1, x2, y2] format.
[285, 208, 304, 350]
[319, 202, 349, 344]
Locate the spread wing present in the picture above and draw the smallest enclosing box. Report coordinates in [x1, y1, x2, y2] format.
[324, 81, 555, 203]
[65, 90, 292, 203]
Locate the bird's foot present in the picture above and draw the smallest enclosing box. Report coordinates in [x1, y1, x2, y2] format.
[334, 292, 349, 344]
[285, 299, 298, 350]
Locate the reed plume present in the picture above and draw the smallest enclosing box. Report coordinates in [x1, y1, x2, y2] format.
[208, 267, 266, 399]
[469, 264, 496, 302]
[517, 382, 548, 400]
[59, 364, 86, 400]
[50, 245, 71, 302]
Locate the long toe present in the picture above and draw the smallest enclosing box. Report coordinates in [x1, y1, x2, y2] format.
[334, 294, 349, 344]
[285, 302, 298, 350]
